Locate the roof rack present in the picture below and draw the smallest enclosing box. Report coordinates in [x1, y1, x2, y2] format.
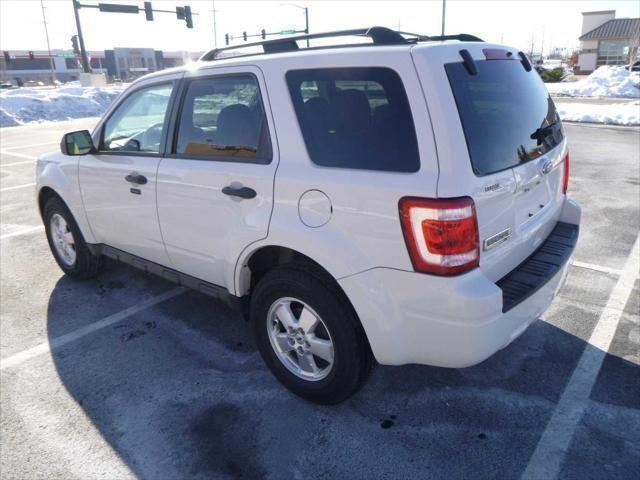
[199, 26, 483, 61]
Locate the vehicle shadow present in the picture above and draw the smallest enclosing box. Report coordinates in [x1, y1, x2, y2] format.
[47, 263, 640, 480]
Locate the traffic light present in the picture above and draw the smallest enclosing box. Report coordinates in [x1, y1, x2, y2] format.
[28, 51, 35, 60]
[71, 35, 80, 56]
[176, 6, 185, 19]
[225, 34, 229, 45]
[261, 29, 266, 39]
[184, 5, 193, 28]
[144, 2, 153, 21]
[243, 31, 247, 41]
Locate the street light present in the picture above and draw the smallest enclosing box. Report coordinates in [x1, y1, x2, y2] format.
[280, 3, 309, 47]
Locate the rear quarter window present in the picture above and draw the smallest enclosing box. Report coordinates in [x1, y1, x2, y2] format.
[445, 59, 563, 176]
[286, 67, 420, 173]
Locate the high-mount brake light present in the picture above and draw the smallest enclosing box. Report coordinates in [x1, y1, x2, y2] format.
[482, 48, 515, 60]
[399, 197, 480, 276]
[563, 151, 570, 194]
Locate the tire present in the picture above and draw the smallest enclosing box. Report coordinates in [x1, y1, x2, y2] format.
[251, 263, 373, 404]
[43, 196, 103, 280]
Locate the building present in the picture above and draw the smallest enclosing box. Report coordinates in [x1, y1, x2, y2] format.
[577, 10, 640, 73]
[0, 48, 201, 86]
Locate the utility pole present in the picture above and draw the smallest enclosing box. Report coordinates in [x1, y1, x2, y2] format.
[530, 33, 535, 58]
[441, 0, 446, 37]
[304, 6, 309, 47]
[40, 0, 57, 86]
[281, 4, 309, 47]
[212, 0, 218, 48]
[71, 0, 91, 73]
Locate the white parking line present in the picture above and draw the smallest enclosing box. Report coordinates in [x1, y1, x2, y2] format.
[3, 141, 58, 150]
[1, 225, 44, 240]
[0, 287, 185, 371]
[571, 260, 624, 276]
[1, 160, 35, 167]
[0, 150, 37, 160]
[0, 182, 36, 192]
[522, 234, 640, 480]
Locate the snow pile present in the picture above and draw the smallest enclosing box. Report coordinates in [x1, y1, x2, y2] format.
[556, 101, 640, 126]
[547, 66, 640, 98]
[0, 84, 127, 128]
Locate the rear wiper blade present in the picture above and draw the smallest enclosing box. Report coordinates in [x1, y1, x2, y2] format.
[530, 122, 560, 144]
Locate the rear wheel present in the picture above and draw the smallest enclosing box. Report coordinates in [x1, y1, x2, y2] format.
[43, 196, 103, 280]
[251, 263, 373, 404]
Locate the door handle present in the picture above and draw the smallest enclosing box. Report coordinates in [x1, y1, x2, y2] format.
[222, 185, 257, 199]
[125, 173, 147, 185]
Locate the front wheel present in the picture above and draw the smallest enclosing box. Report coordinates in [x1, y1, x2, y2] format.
[251, 264, 373, 404]
[43, 196, 103, 280]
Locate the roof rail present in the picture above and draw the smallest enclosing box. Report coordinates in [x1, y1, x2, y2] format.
[199, 27, 484, 62]
[427, 33, 484, 42]
[200, 26, 407, 61]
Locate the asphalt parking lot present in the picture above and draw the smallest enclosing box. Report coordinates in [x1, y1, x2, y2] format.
[1, 120, 638, 480]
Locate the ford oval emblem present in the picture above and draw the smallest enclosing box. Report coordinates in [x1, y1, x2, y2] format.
[540, 159, 553, 175]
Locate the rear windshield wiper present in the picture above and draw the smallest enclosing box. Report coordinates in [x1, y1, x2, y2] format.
[530, 122, 560, 144]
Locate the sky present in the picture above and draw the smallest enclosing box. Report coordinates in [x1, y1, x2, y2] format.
[0, 0, 639, 55]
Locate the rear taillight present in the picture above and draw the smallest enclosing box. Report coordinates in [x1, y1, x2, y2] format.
[562, 151, 570, 194]
[399, 197, 480, 276]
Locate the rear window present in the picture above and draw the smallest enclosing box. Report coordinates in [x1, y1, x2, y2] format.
[286, 67, 420, 173]
[445, 59, 563, 176]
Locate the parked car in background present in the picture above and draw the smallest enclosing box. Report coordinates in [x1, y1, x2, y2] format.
[626, 60, 640, 72]
[36, 27, 580, 404]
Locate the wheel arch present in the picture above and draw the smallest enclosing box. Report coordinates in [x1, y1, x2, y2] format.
[38, 186, 64, 219]
[37, 160, 96, 244]
[239, 244, 374, 357]
[238, 245, 336, 297]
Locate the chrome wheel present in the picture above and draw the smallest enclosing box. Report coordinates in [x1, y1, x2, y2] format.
[267, 297, 335, 381]
[50, 213, 76, 267]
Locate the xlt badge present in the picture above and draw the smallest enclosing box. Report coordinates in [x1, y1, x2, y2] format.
[483, 228, 512, 251]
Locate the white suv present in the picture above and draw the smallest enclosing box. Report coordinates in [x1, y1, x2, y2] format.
[36, 28, 580, 404]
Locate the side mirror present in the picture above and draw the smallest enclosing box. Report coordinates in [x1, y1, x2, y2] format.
[60, 130, 95, 156]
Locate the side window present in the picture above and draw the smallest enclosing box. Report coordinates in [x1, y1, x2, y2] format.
[286, 67, 420, 173]
[174, 75, 272, 163]
[102, 83, 173, 153]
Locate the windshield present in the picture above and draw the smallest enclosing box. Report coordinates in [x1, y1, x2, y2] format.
[445, 59, 563, 176]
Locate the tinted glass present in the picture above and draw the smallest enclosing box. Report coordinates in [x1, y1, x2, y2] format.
[102, 83, 173, 153]
[286, 68, 420, 172]
[175, 75, 271, 163]
[445, 60, 563, 176]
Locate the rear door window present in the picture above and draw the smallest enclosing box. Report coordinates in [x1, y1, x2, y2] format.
[174, 74, 272, 163]
[286, 67, 420, 172]
[445, 59, 563, 176]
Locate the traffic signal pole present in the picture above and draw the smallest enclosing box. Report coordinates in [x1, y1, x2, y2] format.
[72, 0, 91, 73]
[70, 1, 195, 75]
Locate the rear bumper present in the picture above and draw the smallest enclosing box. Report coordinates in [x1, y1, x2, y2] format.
[339, 198, 581, 368]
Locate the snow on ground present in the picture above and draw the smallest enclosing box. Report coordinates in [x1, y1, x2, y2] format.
[546, 66, 640, 98]
[0, 84, 127, 128]
[556, 101, 640, 126]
